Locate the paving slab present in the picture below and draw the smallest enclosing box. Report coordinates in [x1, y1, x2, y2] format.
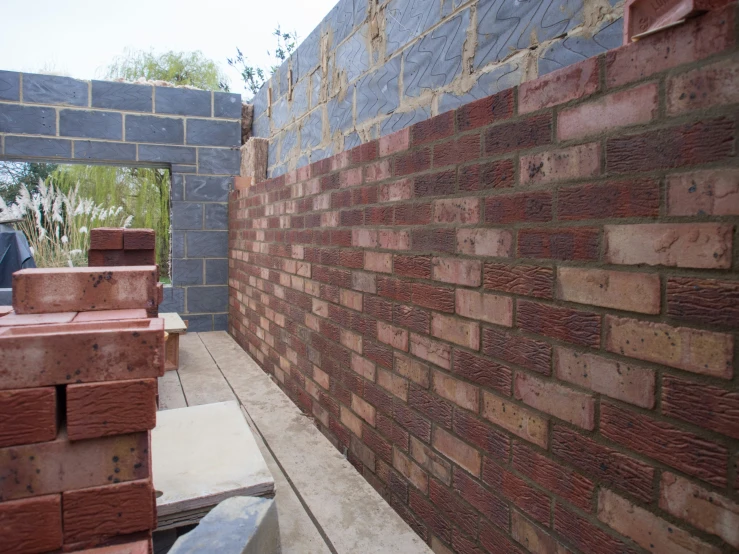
[176, 333, 235, 406]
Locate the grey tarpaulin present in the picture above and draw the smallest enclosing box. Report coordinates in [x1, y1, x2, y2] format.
[0, 229, 36, 287]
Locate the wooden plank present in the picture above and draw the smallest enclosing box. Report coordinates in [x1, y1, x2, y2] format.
[176, 333, 235, 406]
[161, 312, 187, 333]
[157, 371, 187, 410]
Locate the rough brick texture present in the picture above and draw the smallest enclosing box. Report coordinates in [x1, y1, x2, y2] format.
[228, 8, 739, 552]
[0, 494, 63, 554]
[0, 387, 57, 448]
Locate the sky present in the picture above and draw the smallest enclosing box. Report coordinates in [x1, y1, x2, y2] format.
[0, 0, 338, 98]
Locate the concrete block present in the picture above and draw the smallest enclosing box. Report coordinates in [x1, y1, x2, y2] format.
[356, 56, 401, 124]
[172, 231, 186, 258]
[268, 164, 287, 178]
[335, 25, 370, 84]
[199, 148, 241, 175]
[280, 129, 298, 163]
[139, 144, 196, 164]
[0, 104, 56, 135]
[171, 174, 185, 201]
[126, 115, 184, 144]
[169, 497, 280, 554]
[327, 88, 354, 136]
[441, 0, 465, 16]
[73, 140, 137, 162]
[268, 137, 278, 167]
[538, 18, 623, 75]
[0, 71, 20, 101]
[172, 164, 197, 173]
[311, 145, 334, 162]
[184, 314, 214, 330]
[252, 115, 270, 139]
[186, 285, 228, 313]
[252, 85, 269, 119]
[328, 0, 367, 47]
[205, 203, 229, 230]
[297, 155, 310, 169]
[215, 92, 243, 118]
[344, 132, 361, 150]
[310, 71, 322, 109]
[386, 0, 443, 54]
[187, 231, 228, 258]
[173, 259, 204, 286]
[187, 119, 240, 146]
[290, 78, 310, 122]
[160, 285, 185, 313]
[59, 109, 122, 140]
[380, 105, 430, 136]
[404, 9, 469, 97]
[271, 96, 289, 131]
[92, 80, 152, 112]
[156, 87, 211, 117]
[438, 61, 523, 113]
[23, 73, 88, 106]
[296, 27, 322, 81]
[5, 136, 71, 158]
[172, 202, 204, 230]
[214, 313, 229, 331]
[206, 259, 229, 285]
[185, 176, 231, 201]
[273, 63, 289, 99]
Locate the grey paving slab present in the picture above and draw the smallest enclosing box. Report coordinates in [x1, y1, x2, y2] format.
[386, 0, 444, 55]
[0, 71, 20, 101]
[185, 175, 231, 202]
[0, 104, 56, 135]
[186, 231, 228, 258]
[92, 80, 153, 112]
[205, 259, 229, 285]
[126, 114, 185, 144]
[172, 202, 204, 230]
[186, 118, 240, 146]
[157, 371, 188, 411]
[214, 92, 243, 119]
[23, 74, 88, 106]
[4, 136, 71, 158]
[73, 140, 137, 162]
[198, 148, 240, 175]
[175, 333, 235, 405]
[173, 258, 204, 286]
[356, 56, 401, 124]
[156, 87, 211, 117]
[205, 203, 228, 230]
[59, 109, 122, 140]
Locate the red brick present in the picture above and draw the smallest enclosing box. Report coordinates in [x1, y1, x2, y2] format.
[0, 494, 62, 554]
[662, 375, 739, 440]
[453, 467, 508, 529]
[411, 283, 455, 313]
[429, 478, 478, 537]
[521, 143, 600, 186]
[393, 303, 430, 334]
[409, 487, 451, 542]
[341, 405, 363, 437]
[605, 5, 735, 88]
[394, 255, 431, 279]
[72, 308, 148, 323]
[667, 169, 739, 216]
[432, 371, 479, 413]
[365, 251, 393, 273]
[395, 148, 431, 176]
[13, 266, 159, 314]
[482, 391, 548, 448]
[377, 276, 411, 302]
[558, 82, 659, 141]
[519, 57, 599, 113]
[411, 228, 456, 253]
[554, 504, 640, 554]
[377, 321, 409, 351]
[551, 424, 655, 502]
[433, 427, 481, 475]
[669, 56, 739, 115]
[378, 178, 413, 203]
[515, 373, 595, 430]
[0, 387, 57, 448]
[483, 263, 552, 299]
[377, 368, 408, 401]
[481, 327, 552, 375]
[606, 117, 735, 174]
[123, 228, 155, 250]
[484, 114, 552, 155]
[480, 518, 527, 554]
[484, 191, 552, 224]
[456, 228, 513, 258]
[66, 379, 157, 441]
[452, 350, 511, 395]
[512, 441, 594, 513]
[90, 227, 124, 250]
[601, 402, 728, 487]
[340, 167, 363, 188]
[556, 267, 660, 314]
[395, 352, 430, 388]
[411, 111, 455, 146]
[393, 447, 428, 492]
[431, 313, 479, 350]
[459, 159, 514, 191]
[364, 160, 391, 183]
[352, 185, 378, 206]
[431, 257, 481, 287]
[456, 89, 515, 131]
[408, 385, 453, 428]
[558, 179, 660, 220]
[517, 300, 601, 348]
[123, 249, 157, 266]
[605, 315, 733, 379]
[455, 289, 512, 327]
[433, 197, 480, 224]
[511, 510, 569, 554]
[482, 458, 550, 525]
[667, 277, 739, 327]
[378, 230, 409, 250]
[88, 249, 127, 267]
[518, 227, 600, 261]
[62, 479, 155, 546]
[365, 205, 394, 225]
[396, 403, 432, 443]
[433, 134, 481, 168]
[379, 128, 410, 157]
[413, 169, 456, 198]
[351, 141, 379, 165]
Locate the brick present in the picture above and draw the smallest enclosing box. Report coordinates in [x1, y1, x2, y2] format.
[512, 441, 594, 513]
[408, 385, 453, 428]
[598, 488, 720, 554]
[518, 227, 600, 261]
[605, 315, 733, 379]
[453, 409, 510, 459]
[555, 504, 640, 554]
[13, 266, 159, 313]
[485, 191, 552, 224]
[352, 228, 377, 247]
[395, 353, 430, 387]
[379, 178, 413, 203]
[667, 277, 739, 328]
[517, 300, 600, 348]
[352, 393, 376, 426]
[393, 448, 428, 492]
[521, 143, 600, 186]
[668, 57, 739, 115]
[431, 313, 479, 350]
[482, 459, 550, 525]
[341, 405, 364, 437]
[380, 128, 410, 157]
[558, 83, 659, 141]
[432, 371, 479, 412]
[604, 223, 733, 269]
[605, 5, 735, 88]
[351, 435, 375, 470]
[519, 57, 599, 113]
[0, 494, 62, 554]
[0, 430, 150, 501]
[667, 169, 739, 216]
[558, 179, 660, 220]
[455, 289, 512, 327]
[409, 487, 450, 542]
[351, 353, 375, 380]
[394, 304, 430, 334]
[365, 252, 392, 273]
[378, 230, 410, 250]
[413, 170, 456, 198]
[660, 472, 739, 549]
[123, 249, 157, 266]
[606, 118, 735, 174]
[0, 387, 57, 448]
[459, 159, 515, 191]
[452, 350, 511, 395]
[433, 197, 480, 224]
[452, 467, 508, 530]
[433, 134, 481, 168]
[511, 510, 567, 554]
[377, 276, 411, 303]
[63, 479, 155, 546]
[484, 114, 552, 155]
[431, 257, 481, 287]
[480, 518, 528, 554]
[481, 392, 547, 448]
[377, 321, 409, 351]
[456, 229, 513, 258]
[0, 318, 165, 389]
[551, 424, 655, 502]
[340, 167, 363, 187]
[377, 368, 408, 401]
[90, 227, 124, 250]
[482, 327, 552, 375]
[601, 402, 728, 487]
[429, 478, 478, 538]
[352, 271, 376, 293]
[411, 111, 455, 146]
[557, 267, 660, 314]
[341, 329, 363, 353]
[662, 375, 739, 440]
[66, 379, 157, 440]
[397, 203, 433, 226]
[124, 228, 156, 250]
[555, 347, 655, 409]
[395, 148, 431, 175]
[72, 309, 148, 323]
[0, 311, 76, 327]
[515, 373, 595, 430]
[340, 289, 362, 311]
[456, 89, 514, 131]
[483, 264, 552, 299]
[394, 255, 431, 279]
[411, 436, 452, 485]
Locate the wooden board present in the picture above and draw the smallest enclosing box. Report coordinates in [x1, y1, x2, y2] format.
[161, 312, 187, 333]
[152, 401, 274, 529]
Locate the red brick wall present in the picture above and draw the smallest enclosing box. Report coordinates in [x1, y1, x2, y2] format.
[228, 6, 739, 553]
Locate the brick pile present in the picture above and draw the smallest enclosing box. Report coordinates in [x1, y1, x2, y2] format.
[0, 266, 165, 553]
[229, 5, 739, 554]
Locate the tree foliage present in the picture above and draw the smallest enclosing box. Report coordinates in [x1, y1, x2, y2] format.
[0, 162, 58, 205]
[105, 49, 230, 92]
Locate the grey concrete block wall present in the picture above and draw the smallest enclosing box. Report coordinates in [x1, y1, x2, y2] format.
[0, 72, 241, 331]
[251, 0, 625, 177]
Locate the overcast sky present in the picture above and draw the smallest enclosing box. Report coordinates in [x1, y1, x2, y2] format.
[0, 0, 337, 98]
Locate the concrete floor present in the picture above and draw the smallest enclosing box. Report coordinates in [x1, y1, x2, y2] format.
[158, 332, 431, 554]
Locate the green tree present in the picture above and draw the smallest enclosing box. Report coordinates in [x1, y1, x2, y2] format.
[105, 49, 230, 91]
[0, 162, 58, 205]
[229, 26, 298, 98]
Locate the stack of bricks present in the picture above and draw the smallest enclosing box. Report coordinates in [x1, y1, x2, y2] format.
[0, 266, 165, 553]
[88, 228, 161, 317]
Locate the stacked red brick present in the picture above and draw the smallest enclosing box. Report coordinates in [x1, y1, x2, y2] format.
[0, 266, 165, 553]
[228, 5, 739, 554]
